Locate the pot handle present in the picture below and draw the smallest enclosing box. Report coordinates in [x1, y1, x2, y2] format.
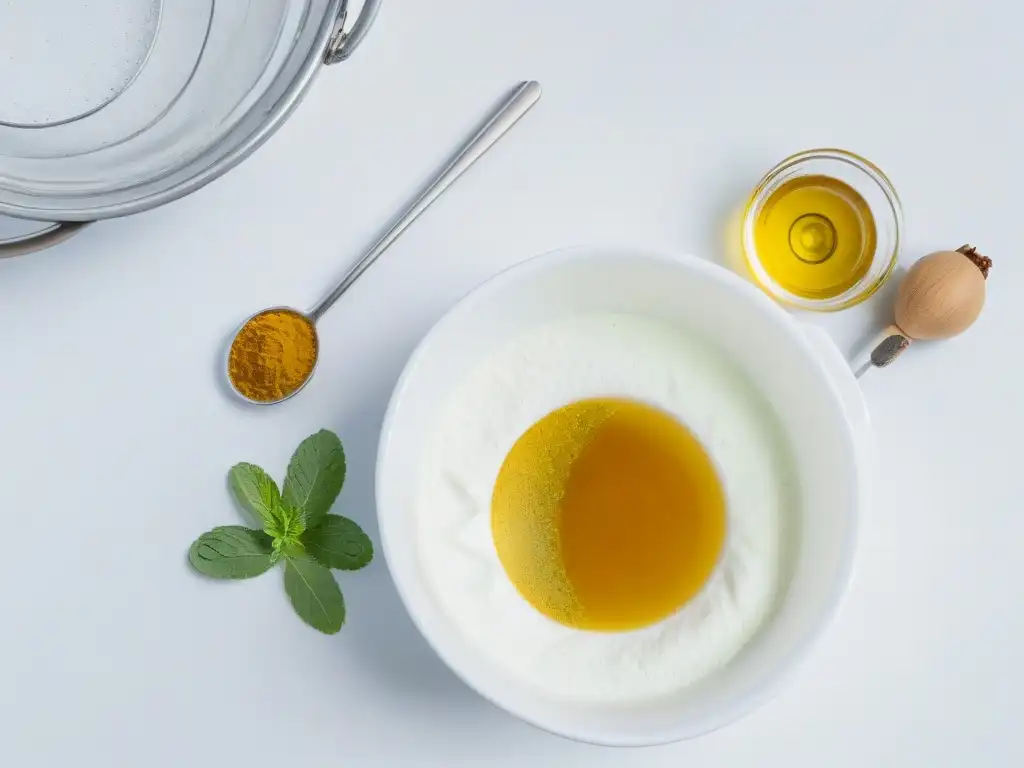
[0, 221, 90, 259]
[324, 0, 384, 64]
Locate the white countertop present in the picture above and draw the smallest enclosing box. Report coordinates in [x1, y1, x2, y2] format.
[1, 1, 1020, 765]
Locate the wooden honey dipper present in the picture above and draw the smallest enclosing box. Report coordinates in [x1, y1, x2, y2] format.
[855, 245, 992, 376]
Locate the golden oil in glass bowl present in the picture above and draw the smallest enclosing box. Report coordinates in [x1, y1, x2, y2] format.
[742, 149, 902, 310]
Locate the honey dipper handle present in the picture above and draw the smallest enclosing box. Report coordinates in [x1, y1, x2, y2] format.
[853, 324, 912, 378]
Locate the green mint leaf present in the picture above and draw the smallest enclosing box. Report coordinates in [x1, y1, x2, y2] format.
[283, 555, 345, 634]
[304, 515, 374, 571]
[264, 503, 307, 550]
[282, 430, 346, 528]
[189, 526, 276, 579]
[280, 539, 306, 558]
[262, 505, 285, 539]
[229, 463, 281, 529]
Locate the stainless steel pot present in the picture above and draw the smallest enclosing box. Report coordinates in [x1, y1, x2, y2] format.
[0, 0, 383, 257]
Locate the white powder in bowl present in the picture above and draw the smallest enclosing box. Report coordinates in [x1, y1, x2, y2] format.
[414, 313, 796, 703]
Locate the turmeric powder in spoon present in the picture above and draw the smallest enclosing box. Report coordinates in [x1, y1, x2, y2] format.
[221, 82, 542, 406]
[227, 308, 318, 403]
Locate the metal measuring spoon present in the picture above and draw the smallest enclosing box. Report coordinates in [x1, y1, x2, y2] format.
[226, 81, 542, 404]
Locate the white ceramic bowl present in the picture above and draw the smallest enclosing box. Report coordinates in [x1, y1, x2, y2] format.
[376, 246, 868, 745]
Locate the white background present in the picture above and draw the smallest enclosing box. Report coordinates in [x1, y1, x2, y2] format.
[1, 1, 1020, 765]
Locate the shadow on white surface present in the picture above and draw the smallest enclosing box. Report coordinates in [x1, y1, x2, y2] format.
[328, 374, 505, 715]
[851, 263, 908, 356]
[699, 165, 764, 275]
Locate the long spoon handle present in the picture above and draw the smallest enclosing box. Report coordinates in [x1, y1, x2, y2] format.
[310, 81, 542, 321]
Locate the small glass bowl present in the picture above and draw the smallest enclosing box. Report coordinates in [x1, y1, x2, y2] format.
[741, 148, 903, 311]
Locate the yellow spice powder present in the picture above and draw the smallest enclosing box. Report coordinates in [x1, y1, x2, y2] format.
[228, 309, 318, 402]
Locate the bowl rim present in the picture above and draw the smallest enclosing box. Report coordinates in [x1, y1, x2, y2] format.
[740, 147, 903, 312]
[375, 244, 863, 746]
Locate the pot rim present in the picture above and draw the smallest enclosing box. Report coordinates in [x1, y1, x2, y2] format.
[0, 0, 345, 223]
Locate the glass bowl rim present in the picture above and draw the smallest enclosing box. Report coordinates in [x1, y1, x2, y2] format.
[741, 147, 903, 312]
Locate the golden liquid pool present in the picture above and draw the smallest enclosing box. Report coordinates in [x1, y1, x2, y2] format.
[491, 398, 726, 631]
[752, 174, 876, 299]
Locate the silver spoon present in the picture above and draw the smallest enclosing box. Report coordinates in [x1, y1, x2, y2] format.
[226, 81, 543, 404]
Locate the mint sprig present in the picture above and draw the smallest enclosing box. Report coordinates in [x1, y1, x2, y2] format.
[304, 514, 374, 570]
[190, 527, 276, 579]
[189, 430, 372, 634]
[282, 429, 347, 529]
[283, 554, 346, 634]
[229, 463, 281, 528]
